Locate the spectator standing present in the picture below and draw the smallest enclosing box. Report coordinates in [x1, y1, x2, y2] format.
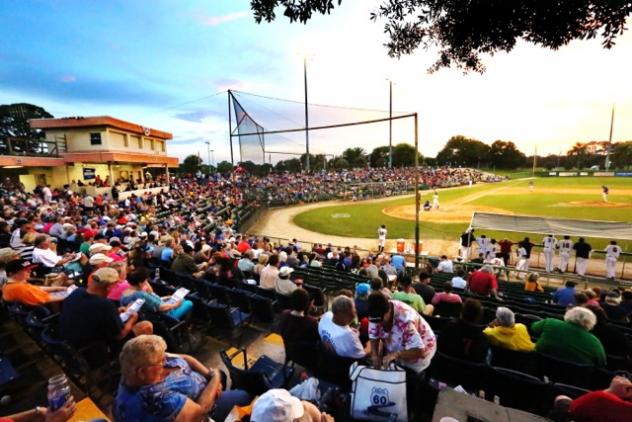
[497, 238, 513, 266]
[368, 292, 436, 373]
[459, 229, 475, 261]
[467, 265, 501, 300]
[557, 235, 573, 273]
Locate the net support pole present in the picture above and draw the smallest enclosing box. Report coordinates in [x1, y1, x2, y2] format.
[389, 80, 393, 168]
[304, 57, 310, 172]
[228, 90, 234, 165]
[414, 112, 420, 271]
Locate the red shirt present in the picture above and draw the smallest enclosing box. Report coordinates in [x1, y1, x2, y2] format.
[570, 390, 632, 422]
[498, 240, 513, 254]
[237, 240, 251, 254]
[467, 270, 498, 296]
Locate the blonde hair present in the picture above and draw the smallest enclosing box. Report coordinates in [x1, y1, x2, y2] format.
[564, 306, 597, 331]
[258, 254, 269, 265]
[119, 335, 167, 381]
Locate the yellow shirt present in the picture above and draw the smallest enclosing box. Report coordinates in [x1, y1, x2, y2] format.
[483, 323, 535, 352]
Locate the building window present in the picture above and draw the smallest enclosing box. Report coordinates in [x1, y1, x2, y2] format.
[90, 133, 102, 145]
[123, 135, 129, 147]
[150, 139, 155, 150]
[138, 137, 143, 148]
[161, 141, 166, 152]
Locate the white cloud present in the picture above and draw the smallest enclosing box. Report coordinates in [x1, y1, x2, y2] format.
[202, 11, 249, 27]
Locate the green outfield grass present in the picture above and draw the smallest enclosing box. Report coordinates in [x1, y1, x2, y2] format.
[293, 176, 632, 251]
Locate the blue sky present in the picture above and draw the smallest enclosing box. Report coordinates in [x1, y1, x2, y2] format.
[1, 1, 631, 163]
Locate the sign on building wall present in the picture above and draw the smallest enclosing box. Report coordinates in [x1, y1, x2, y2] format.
[83, 168, 96, 180]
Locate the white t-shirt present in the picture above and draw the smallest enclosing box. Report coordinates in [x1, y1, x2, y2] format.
[318, 312, 365, 359]
[436, 260, 453, 273]
[32, 247, 62, 268]
[451, 276, 467, 289]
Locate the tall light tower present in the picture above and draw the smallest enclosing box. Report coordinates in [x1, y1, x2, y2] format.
[205, 141, 212, 174]
[605, 104, 615, 170]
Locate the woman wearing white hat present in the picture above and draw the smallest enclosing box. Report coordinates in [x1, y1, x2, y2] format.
[251, 389, 333, 422]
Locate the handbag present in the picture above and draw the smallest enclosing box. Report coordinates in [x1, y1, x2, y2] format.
[349, 361, 408, 421]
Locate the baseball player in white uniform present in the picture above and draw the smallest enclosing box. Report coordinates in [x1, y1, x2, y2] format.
[605, 240, 621, 280]
[477, 235, 490, 258]
[557, 235, 573, 273]
[377, 225, 387, 254]
[542, 234, 557, 273]
[432, 190, 440, 209]
[516, 244, 529, 276]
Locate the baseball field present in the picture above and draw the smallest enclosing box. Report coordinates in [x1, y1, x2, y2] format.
[291, 176, 632, 252]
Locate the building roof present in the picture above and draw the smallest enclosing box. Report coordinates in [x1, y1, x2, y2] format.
[30, 116, 173, 140]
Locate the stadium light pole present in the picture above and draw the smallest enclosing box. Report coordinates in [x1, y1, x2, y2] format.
[228, 90, 234, 165]
[605, 104, 615, 170]
[414, 113, 420, 271]
[205, 141, 212, 174]
[304, 56, 310, 172]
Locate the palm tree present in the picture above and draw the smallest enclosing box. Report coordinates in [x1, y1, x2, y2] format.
[342, 147, 368, 168]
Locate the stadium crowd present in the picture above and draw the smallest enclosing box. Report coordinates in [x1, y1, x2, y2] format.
[0, 166, 630, 422]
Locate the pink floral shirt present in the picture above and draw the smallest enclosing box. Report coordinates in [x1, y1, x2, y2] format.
[369, 300, 437, 372]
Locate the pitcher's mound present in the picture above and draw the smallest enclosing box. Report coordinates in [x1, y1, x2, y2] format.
[382, 204, 511, 223]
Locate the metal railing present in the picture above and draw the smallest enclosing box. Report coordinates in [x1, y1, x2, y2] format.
[0, 137, 60, 157]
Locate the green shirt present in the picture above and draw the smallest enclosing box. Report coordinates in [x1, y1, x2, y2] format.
[531, 318, 606, 367]
[392, 291, 426, 313]
[171, 253, 198, 274]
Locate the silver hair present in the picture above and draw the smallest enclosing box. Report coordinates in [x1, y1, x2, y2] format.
[495, 307, 515, 327]
[564, 306, 597, 331]
[119, 335, 167, 381]
[331, 295, 354, 318]
[481, 265, 493, 273]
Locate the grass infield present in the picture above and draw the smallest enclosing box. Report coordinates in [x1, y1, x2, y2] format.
[293, 176, 632, 251]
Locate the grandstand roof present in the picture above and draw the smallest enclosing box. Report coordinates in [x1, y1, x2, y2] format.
[30, 116, 173, 140]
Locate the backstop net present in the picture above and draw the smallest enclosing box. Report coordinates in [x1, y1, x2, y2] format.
[228, 89, 416, 167]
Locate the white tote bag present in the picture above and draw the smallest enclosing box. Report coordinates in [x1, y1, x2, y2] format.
[349, 362, 408, 422]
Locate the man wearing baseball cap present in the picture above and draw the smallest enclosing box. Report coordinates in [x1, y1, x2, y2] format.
[1, 259, 67, 306]
[60, 267, 152, 349]
[251, 389, 333, 422]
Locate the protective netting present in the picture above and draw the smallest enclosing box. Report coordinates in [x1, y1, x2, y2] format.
[229, 90, 414, 165]
[471, 212, 632, 240]
[232, 95, 266, 164]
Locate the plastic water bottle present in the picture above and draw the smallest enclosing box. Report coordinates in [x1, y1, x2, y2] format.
[154, 267, 160, 283]
[47, 374, 72, 411]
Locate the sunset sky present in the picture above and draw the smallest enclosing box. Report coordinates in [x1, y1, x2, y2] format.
[1, 0, 630, 163]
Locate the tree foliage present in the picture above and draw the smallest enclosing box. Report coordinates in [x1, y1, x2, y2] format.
[0, 103, 53, 139]
[342, 147, 368, 168]
[369, 146, 390, 167]
[489, 140, 527, 169]
[217, 161, 234, 173]
[611, 141, 632, 170]
[250, 1, 632, 72]
[180, 155, 202, 174]
[436, 135, 490, 167]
